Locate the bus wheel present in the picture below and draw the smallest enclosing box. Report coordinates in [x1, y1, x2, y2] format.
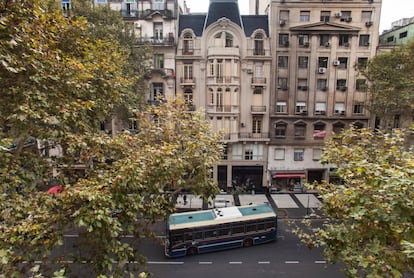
[243, 238, 253, 247]
[187, 247, 198, 256]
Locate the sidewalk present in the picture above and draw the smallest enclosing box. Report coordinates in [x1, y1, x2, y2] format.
[175, 192, 322, 219]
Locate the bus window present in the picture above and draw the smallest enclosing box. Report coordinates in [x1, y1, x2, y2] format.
[232, 225, 244, 234]
[257, 222, 265, 231]
[246, 224, 256, 232]
[193, 231, 203, 240]
[204, 230, 218, 238]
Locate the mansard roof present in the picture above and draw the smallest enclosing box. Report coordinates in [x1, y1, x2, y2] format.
[179, 14, 206, 36]
[290, 22, 361, 34]
[204, 1, 242, 30]
[242, 15, 269, 37]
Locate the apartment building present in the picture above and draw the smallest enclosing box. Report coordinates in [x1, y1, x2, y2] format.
[379, 16, 414, 46]
[268, 0, 381, 190]
[176, 0, 272, 192]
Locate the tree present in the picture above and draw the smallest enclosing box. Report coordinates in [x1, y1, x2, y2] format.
[0, 1, 223, 277]
[297, 127, 414, 277]
[359, 41, 414, 128]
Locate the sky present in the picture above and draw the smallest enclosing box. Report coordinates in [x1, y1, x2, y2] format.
[178, 0, 414, 33]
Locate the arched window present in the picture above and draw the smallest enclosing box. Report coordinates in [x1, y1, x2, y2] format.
[225, 32, 233, 47]
[183, 32, 194, 55]
[254, 33, 264, 55]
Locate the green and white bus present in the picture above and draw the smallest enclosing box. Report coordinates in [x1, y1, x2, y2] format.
[165, 204, 277, 257]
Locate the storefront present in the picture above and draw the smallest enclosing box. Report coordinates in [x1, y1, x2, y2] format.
[270, 171, 306, 192]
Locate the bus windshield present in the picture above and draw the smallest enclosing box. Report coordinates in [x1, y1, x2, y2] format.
[165, 204, 277, 257]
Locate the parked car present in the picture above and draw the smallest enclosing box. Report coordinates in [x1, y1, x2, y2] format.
[213, 199, 231, 208]
[290, 183, 305, 193]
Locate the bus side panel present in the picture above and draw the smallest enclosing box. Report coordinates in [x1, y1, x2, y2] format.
[198, 237, 244, 253]
[253, 230, 277, 245]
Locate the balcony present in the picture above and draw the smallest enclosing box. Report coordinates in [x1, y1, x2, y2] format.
[207, 46, 240, 57]
[207, 105, 233, 113]
[145, 68, 174, 79]
[251, 77, 267, 86]
[251, 105, 266, 114]
[137, 36, 175, 46]
[121, 9, 175, 19]
[207, 76, 239, 85]
[239, 132, 270, 140]
[180, 77, 196, 86]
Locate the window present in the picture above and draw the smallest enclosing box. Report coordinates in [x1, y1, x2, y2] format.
[298, 79, 308, 90]
[387, 36, 395, 43]
[154, 54, 164, 69]
[277, 78, 288, 90]
[337, 57, 348, 69]
[183, 63, 193, 81]
[232, 144, 242, 160]
[279, 33, 289, 47]
[275, 123, 287, 137]
[315, 102, 326, 115]
[252, 117, 262, 134]
[300, 11, 310, 22]
[362, 11, 372, 21]
[254, 33, 265, 55]
[317, 79, 327, 91]
[183, 89, 193, 107]
[183, 32, 194, 54]
[353, 102, 364, 114]
[313, 148, 321, 160]
[334, 102, 345, 114]
[276, 101, 287, 113]
[393, 115, 400, 128]
[340, 11, 352, 22]
[320, 34, 330, 46]
[278, 56, 289, 68]
[359, 35, 370, 46]
[225, 32, 233, 47]
[318, 57, 328, 68]
[150, 83, 164, 102]
[399, 31, 407, 39]
[356, 79, 368, 91]
[336, 79, 347, 91]
[153, 22, 163, 40]
[294, 149, 304, 161]
[129, 118, 138, 131]
[333, 122, 345, 134]
[294, 123, 306, 138]
[320, 11, 330, 22]
[245, 148, 253, 160]
[295, 102, 307, 114]
[154, 0, 164, 10]
[298, 56, 308, 68]
[357, 57, 368, 69]
[279, 10, 289, 22]
[339, 34, 350, 47]
[274, 148, 285, 160]
[313, 123, 326, 139]
[245, 144, 263, 160]
[298, 34, 310, 47]
[208, 88, 214, 105]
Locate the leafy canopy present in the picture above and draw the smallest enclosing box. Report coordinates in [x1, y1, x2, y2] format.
[0, 1, 223, 277]
[297, 127, 414, 277]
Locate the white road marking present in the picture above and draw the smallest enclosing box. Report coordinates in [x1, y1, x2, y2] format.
[229, 261, 243, 264]
[147, 261, 184, 265]
[315, 260, 326, 264]
[199, 261, 213, 265]
[285, 261, 299, 264]
[258, 261, 270, 264]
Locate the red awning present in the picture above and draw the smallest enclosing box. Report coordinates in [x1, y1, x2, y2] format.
[273, 173, 305, 179]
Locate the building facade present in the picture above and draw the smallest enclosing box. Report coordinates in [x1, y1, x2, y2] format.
[379, 16, 414, 46]
[267, 0, 381, 190]
[176, 0, 272, 192]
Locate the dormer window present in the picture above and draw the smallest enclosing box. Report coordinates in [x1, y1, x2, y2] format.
[225, 32, 233, 47]
[254, 33, 265, 55]
[183, 32, 194, 55]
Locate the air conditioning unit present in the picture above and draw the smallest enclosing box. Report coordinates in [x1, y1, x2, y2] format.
[335, 13, 342, 18]
[279, 19, 286, 26]
[134, 22, 141, 28]
[333, 60, 340, 66]
[344, 17, 352, 22]
[325, 42, 331, 47]
[318, 67, 327, 74]
[365, 21, 373, 27]
[343, 42, 350, 47]
[247, 69, 253, 74]
[303, 42, 310, 47]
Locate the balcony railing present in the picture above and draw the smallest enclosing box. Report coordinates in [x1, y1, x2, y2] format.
[121, 9, 175, 19]
[239, 132, 270, 139]
[251, 77, 267, 85]
[251, 105, 266, 113]
[137, 36, 175, 46]
[207, 76, 239, 84]
[180, 77, 196, 84]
